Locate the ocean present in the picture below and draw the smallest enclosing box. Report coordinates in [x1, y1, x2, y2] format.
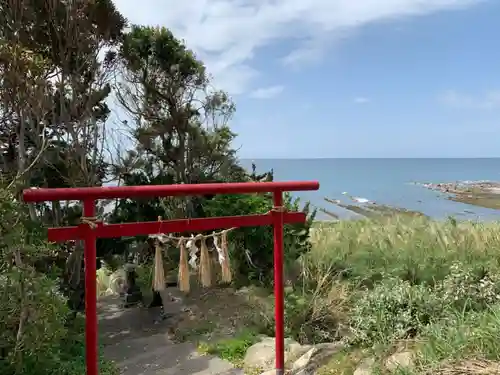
[240, 158, 500, 221]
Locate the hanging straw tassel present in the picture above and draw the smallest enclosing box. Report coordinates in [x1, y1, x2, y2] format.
[177, 238, 190, 293]
[199, 237, 212, 288]
[153, 239, 166, 291]
[220, 231, 232, 283]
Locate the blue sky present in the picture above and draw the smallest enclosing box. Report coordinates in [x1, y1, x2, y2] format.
[114, 0, 500, 158]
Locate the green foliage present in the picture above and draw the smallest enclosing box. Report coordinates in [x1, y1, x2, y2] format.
[203, 192, 315, 286]
[436, 261, 500, 312]
[245, 282, 346, 345]
[121, 25, 205, 84]
[306, 217, 500, 289]
[0, 0, 126, 66]
[282, 286, 342, 344]
[419, 305, 500, 364]
[110, 23, 247, 240]
[0, 188, 117, 374]
[0, 0, 126, 190]
[0, 189, 64, 367]
[117, 25, 240, 174]
[302, 216, 500, 365]
[348, 278, 443, 345]
[2, 327, 118, 375]
[198, 329, 259, 364]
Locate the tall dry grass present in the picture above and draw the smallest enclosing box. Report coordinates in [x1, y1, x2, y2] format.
[306, 217, 500, 287]
[293, 216, 500, 372]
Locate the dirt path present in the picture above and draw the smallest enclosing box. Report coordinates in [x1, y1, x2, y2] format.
[98, 290, 243, 375]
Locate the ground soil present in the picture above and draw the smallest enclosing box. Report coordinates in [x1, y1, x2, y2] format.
[98, 287, 246, 375]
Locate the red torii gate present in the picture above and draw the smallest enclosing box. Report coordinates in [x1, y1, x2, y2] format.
[22, 181, 319, 375]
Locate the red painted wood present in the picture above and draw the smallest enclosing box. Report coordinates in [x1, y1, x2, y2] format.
[47, 212, 306, 242]
[23, 181, 319, 202]
[21, 180, 320, 375]
[83, 200, 98, 375]
[273, 192, 285, 373]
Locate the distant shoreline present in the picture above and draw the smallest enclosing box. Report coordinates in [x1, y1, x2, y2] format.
[243, 157, 500, 161]
[414, 180, 500, 210]
[310, 180, 500, 222]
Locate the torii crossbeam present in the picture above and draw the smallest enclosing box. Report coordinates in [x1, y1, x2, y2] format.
[23, 180, 320, 375]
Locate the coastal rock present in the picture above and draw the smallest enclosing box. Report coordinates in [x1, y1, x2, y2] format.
[417, 180, 500, 195]
[244, 336, 311, 371]
[288, 342, 345, 375]
[250, 339, 344, 375]
[353, 357, 375, 375]
[415, 180, 500, 211]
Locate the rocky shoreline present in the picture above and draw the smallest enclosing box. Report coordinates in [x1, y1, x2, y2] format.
[317, 180, 500, 221]
[320, 195, 426, 220]
[415, 180, 500, 210]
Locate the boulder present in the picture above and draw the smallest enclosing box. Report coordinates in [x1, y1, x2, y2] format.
[288, 342, 344, 375]
[96, 267, 127, 297]
[385, 351, 414, 371]
[249, 338, 345, 375]
[244, 336, 311, 372]
[353, 357, 375, 375]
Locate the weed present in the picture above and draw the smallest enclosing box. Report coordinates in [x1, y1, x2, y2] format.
[197, 329, 259, 365]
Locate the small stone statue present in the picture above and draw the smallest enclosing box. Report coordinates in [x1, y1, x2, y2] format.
[123, 259, 143, 308]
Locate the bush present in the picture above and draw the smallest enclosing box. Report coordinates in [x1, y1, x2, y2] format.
[437, 261, 500, 312]
[348, 278, 444, 346]
[2, 326, 118, 375]
[0, 189, 69, 368]
[203, 192, 315, 286]
[419, 305, 500, 365]
[0, 188, 117, 374]
[249, 279, 349, 345]
[302, 217, 500, 351]
[348, 265, 500, 347]
[198, 329, 259, 364]
[282, 284, 347, 344]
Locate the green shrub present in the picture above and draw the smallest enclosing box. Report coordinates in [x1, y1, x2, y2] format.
[419, 305, 500, 365]
[0, 188, 117, 374]
[348, 277, 444, 346]
[304, 217, 500, 351]
[283, 286, 346, 344]
[0, 189, 69, 367]
[198, 329, 259, 364]
[437, 261, 500, 312]
[249, 279, 348, 345]
[348, 266, 500, 347]
[2, 329, 118, 375]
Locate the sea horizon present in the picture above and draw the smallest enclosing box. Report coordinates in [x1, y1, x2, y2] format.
[244, 157, 500, 160]
[239, 158, 500, 221]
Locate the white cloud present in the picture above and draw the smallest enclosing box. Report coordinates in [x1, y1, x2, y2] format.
[438, 90, 500, 109]
[354, 96, 370, 104]
[249, 85, 284, 99]
[114, 0, 482, 94]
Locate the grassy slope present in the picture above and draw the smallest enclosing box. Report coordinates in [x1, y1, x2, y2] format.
[307, 216, 500, 374]
[184, 216, 500, 374]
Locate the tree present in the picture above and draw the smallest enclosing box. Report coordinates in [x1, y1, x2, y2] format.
[0, 0, 126, 206]
[115, 25, 245, 219]
[0, 31, 53, 204]
[0, 0, 128, 326]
